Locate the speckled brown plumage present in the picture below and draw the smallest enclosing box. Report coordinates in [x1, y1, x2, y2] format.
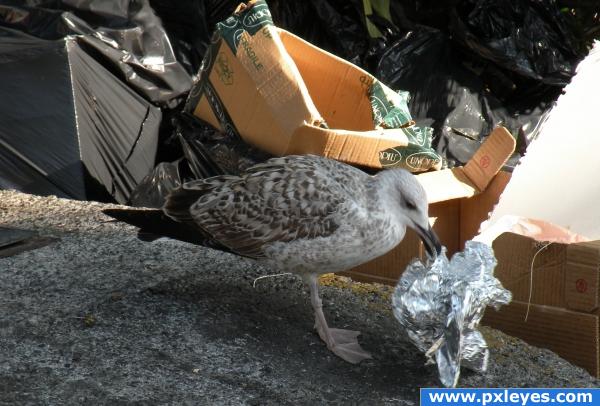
[163, 155, 407, 270]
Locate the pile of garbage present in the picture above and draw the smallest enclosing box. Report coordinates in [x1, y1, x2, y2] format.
[1, 0, 594, 206]
[2, 0, 599, 388]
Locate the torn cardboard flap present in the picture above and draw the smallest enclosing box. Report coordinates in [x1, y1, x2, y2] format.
[417, 169, 476, 204]
[288, 125, 411, 160]
[417, 126, 516, 203]
[463, 127, 516, 191]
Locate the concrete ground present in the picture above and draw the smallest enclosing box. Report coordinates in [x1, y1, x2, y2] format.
[1, 190, 598, 405]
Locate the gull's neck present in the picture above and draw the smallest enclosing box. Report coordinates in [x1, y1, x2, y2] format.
[368, 170, 405, 222]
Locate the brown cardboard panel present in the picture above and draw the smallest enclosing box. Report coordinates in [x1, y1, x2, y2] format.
[430, 200, 461, 256]
[190, 5, 517, 170]
[208, 39, 295, 155]
[195, 42, 277, 147]
[288, 125, 410, 168]
[236, 28, 321, 138]
[194, 96, 221, 131]
[492, 232, 600, 312]
[190, 2, 516, 170]
[279, 29, 374, 132]
[193, 26, 420, 168]
[483, 301, 599, 377]
[463, 127, 515, 191]
[493, 233, 567, 308]
[565, 241, 600, 312]
[459, 171, 511, 246]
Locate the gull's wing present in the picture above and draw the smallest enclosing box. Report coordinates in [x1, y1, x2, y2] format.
[163, 155, 370, 259]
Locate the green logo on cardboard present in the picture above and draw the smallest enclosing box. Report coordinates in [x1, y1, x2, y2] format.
[242, 3, 272, 29]
[216, 0, 274, 53]
[239, 35, 263, 71]
[379, 145, 442, 171]
[379, 148, 403, 167]
[215, 52, 234, 85]
[405, 151, 441, 171]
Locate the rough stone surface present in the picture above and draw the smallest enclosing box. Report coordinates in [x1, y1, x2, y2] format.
[1, 190, 597, 405]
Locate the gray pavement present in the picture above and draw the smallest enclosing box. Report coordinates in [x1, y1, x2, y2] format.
[1, 190, 597, 405]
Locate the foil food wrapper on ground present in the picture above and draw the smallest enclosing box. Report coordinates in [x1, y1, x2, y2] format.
[392, 241, 512, 387]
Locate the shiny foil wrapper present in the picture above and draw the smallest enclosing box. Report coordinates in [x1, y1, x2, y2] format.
[392, 240, 512, 387]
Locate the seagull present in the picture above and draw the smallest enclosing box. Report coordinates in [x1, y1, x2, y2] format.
[104, 154, 441, 363]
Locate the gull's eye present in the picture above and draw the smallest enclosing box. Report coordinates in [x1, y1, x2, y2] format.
[404, 200, 417, 210]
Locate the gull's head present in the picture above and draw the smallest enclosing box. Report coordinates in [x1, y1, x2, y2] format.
[377, 168, 442, 258]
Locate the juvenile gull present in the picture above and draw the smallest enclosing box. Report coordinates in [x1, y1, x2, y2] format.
[104, 154, 441, 363]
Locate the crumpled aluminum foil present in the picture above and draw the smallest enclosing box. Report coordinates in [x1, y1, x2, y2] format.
[392, 240, 512, 387]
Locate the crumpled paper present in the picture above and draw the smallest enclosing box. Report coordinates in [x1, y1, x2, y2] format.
[392, 240, 511, 387]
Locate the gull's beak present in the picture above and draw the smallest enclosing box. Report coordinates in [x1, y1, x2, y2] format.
[415, 223, 442, 258]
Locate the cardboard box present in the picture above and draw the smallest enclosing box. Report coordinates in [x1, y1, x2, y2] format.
[184, 0, 441, 171]
[483, 234, 600, 377]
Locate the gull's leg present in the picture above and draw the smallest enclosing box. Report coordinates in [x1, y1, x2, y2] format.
[303, 273, 372, 364]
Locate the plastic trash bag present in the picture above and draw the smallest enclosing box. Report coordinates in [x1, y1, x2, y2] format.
[375, 27, 556, 166]
[0, 0, 192, 106]
[269, 0, 370, 67]
[0, 30, 161, 204]
[130, 114, 271, 207]
[450, 0, 581, 86]
[148, 0, 242, 75]
[129, 160, 185, 208]
[176, 114, 273, 177]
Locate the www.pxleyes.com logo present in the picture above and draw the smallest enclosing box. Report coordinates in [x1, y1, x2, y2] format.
[421, 388, 598, 406]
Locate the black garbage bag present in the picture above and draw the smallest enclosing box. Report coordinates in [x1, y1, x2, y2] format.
[0, 29, 161, 203]
[129, 114, 271, 207]
[270, 0, 370, 66]
[149, 0, 376, 73]
[0, 0, 192, 106]
[148, 0, 241, 75]
[176, 114, 272, 177]
[450, 0, 582, 87]
[177, 118, 226, 179]
[151, 0, 373, 73]
[129, 159, 186, 208]
[375, 26, 560, 166]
